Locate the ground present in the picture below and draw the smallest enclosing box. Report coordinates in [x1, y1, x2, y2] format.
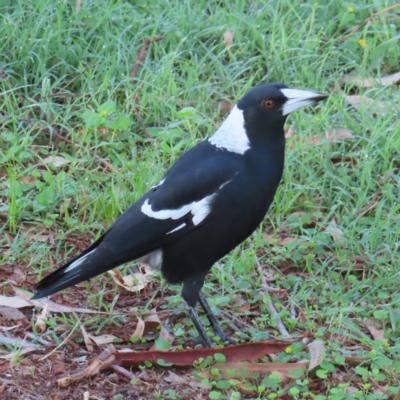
[0, 0, 400, 399]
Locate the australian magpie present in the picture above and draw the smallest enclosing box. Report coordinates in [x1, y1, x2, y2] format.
[32, 83, 328, 347]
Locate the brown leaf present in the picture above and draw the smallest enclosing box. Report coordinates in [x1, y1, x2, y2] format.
[115, 341, 290, 367]
[345, 94, 391, 115]
[131, 317, 145, 339]
[145, 312, 174, 347]
[88, 334, 118, 345]
[81, 324, 94, 352]
[0, 306, 26, 321]
[108, 268, 153, 292]
[212, 101, 234, 115]
[339, 71, 400, 88]
[284, 126, 296, 139]
[307, 340, 325, 371]
[356, 193, 379, 217]
[35, 304, 49, 333]
[308, 129, 354, 145]
[223, 31, 234, 48]
[344, 356, 369, 366]
[52, 362, 65, 374]
[199, 361, 306, 379]
[0, 295, 32, 308]
[279, 237, 297, 246]
[365, 321, 385, 341]
[325, 218, 343, 242]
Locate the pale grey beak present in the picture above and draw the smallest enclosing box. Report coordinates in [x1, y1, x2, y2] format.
[280, 88, 328, 116]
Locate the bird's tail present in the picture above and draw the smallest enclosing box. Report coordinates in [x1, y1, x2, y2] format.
[32, 237, 121, 300]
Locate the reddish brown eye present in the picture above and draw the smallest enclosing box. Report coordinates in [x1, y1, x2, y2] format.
[263, 100, 274, 109]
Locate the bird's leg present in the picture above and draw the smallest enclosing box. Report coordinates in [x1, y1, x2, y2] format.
[185, 303, 213, 348]
[198, 292, 236, 345]
[182, 276, 213, 348]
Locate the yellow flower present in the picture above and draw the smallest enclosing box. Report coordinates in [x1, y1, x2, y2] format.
[285, 347, 293, 354]
[348, 7, 354, 13]
[358, 39, 366, 47]
[100, 111, 107, 117]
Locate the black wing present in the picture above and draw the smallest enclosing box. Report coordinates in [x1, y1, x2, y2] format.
[33, 142, 240, 298]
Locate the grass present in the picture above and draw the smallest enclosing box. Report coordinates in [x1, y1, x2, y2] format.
[0, 0, 400, 398]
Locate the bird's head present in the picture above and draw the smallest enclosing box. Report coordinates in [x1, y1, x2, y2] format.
[209, 82, 328, 154]
[237, 82, 328, 142]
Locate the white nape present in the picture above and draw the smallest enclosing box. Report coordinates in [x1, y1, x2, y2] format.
[141, 193, 216, 226]
[209, 106, 250, 154]
[280, 88, 320, 116]
[64, 249, 95, 273]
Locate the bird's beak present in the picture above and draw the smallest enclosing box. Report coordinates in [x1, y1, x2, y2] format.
[280, 88, 328, 116]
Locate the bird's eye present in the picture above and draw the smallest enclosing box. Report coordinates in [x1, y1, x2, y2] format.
[263, 100, 275, 109]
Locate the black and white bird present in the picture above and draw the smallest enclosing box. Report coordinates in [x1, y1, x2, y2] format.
[33, 83, 327, 347]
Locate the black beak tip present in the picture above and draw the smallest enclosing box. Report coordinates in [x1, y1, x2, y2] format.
[314, 92, 329, 102]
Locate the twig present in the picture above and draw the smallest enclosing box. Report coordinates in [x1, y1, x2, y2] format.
[367, 375, 388, 395]
[220, 310, 253, 329]
[111, 364, 136, 380]
[47, 61, 102, 98]
[58, 345, 116, 387]
[130, 36, 164, 78]
[256, 265, 281, 292]
[133, 106, 152, 139]
[267, 301, 291, 338]
[335, 4, 400, 43]
[0, 379, 43, 399]
[129, 36, 164, 139]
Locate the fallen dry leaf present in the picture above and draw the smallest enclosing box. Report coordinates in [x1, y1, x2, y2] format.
[115, 341, 291, 367]
[212, 101, 234, 115]
[52, 362, 66, 374]
[145, 312, 174, 347]
[284, 125, 296, 139]
[35, 304, 49, 333]
[356, 193, 379, 217]
[88, 334, 118, 345]
[131, 317, 145, 339]
[309, 129, 354, 146]
[365, 320, 385, 342]
[81, 324, 94, 352]
[339, 71, 400, 88]
[199, 361, 306, 379]
[345, 94, 391, 115]
[223, 31, 234, 48]
[0, 295, 32, 308]
[279, 237, 297, 246]
[13, 289, 119, 315]
[43, 155, 70, 168]
[307, 340, 325, 371]
[325, 218, 343, 242]
[108, 267, 153, 292]
[0, 306, 26, 321]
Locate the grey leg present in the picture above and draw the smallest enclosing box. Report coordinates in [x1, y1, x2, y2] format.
[198, 292, 236, 345]
[185, 302, 213, 348]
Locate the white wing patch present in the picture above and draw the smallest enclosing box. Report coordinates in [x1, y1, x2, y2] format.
[151, 178, 165, 189]
[167, 223, 186, 234]
[208, 106, 250, 154]
[64, 249, 95, 273]
[141, 193, 216, 226]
